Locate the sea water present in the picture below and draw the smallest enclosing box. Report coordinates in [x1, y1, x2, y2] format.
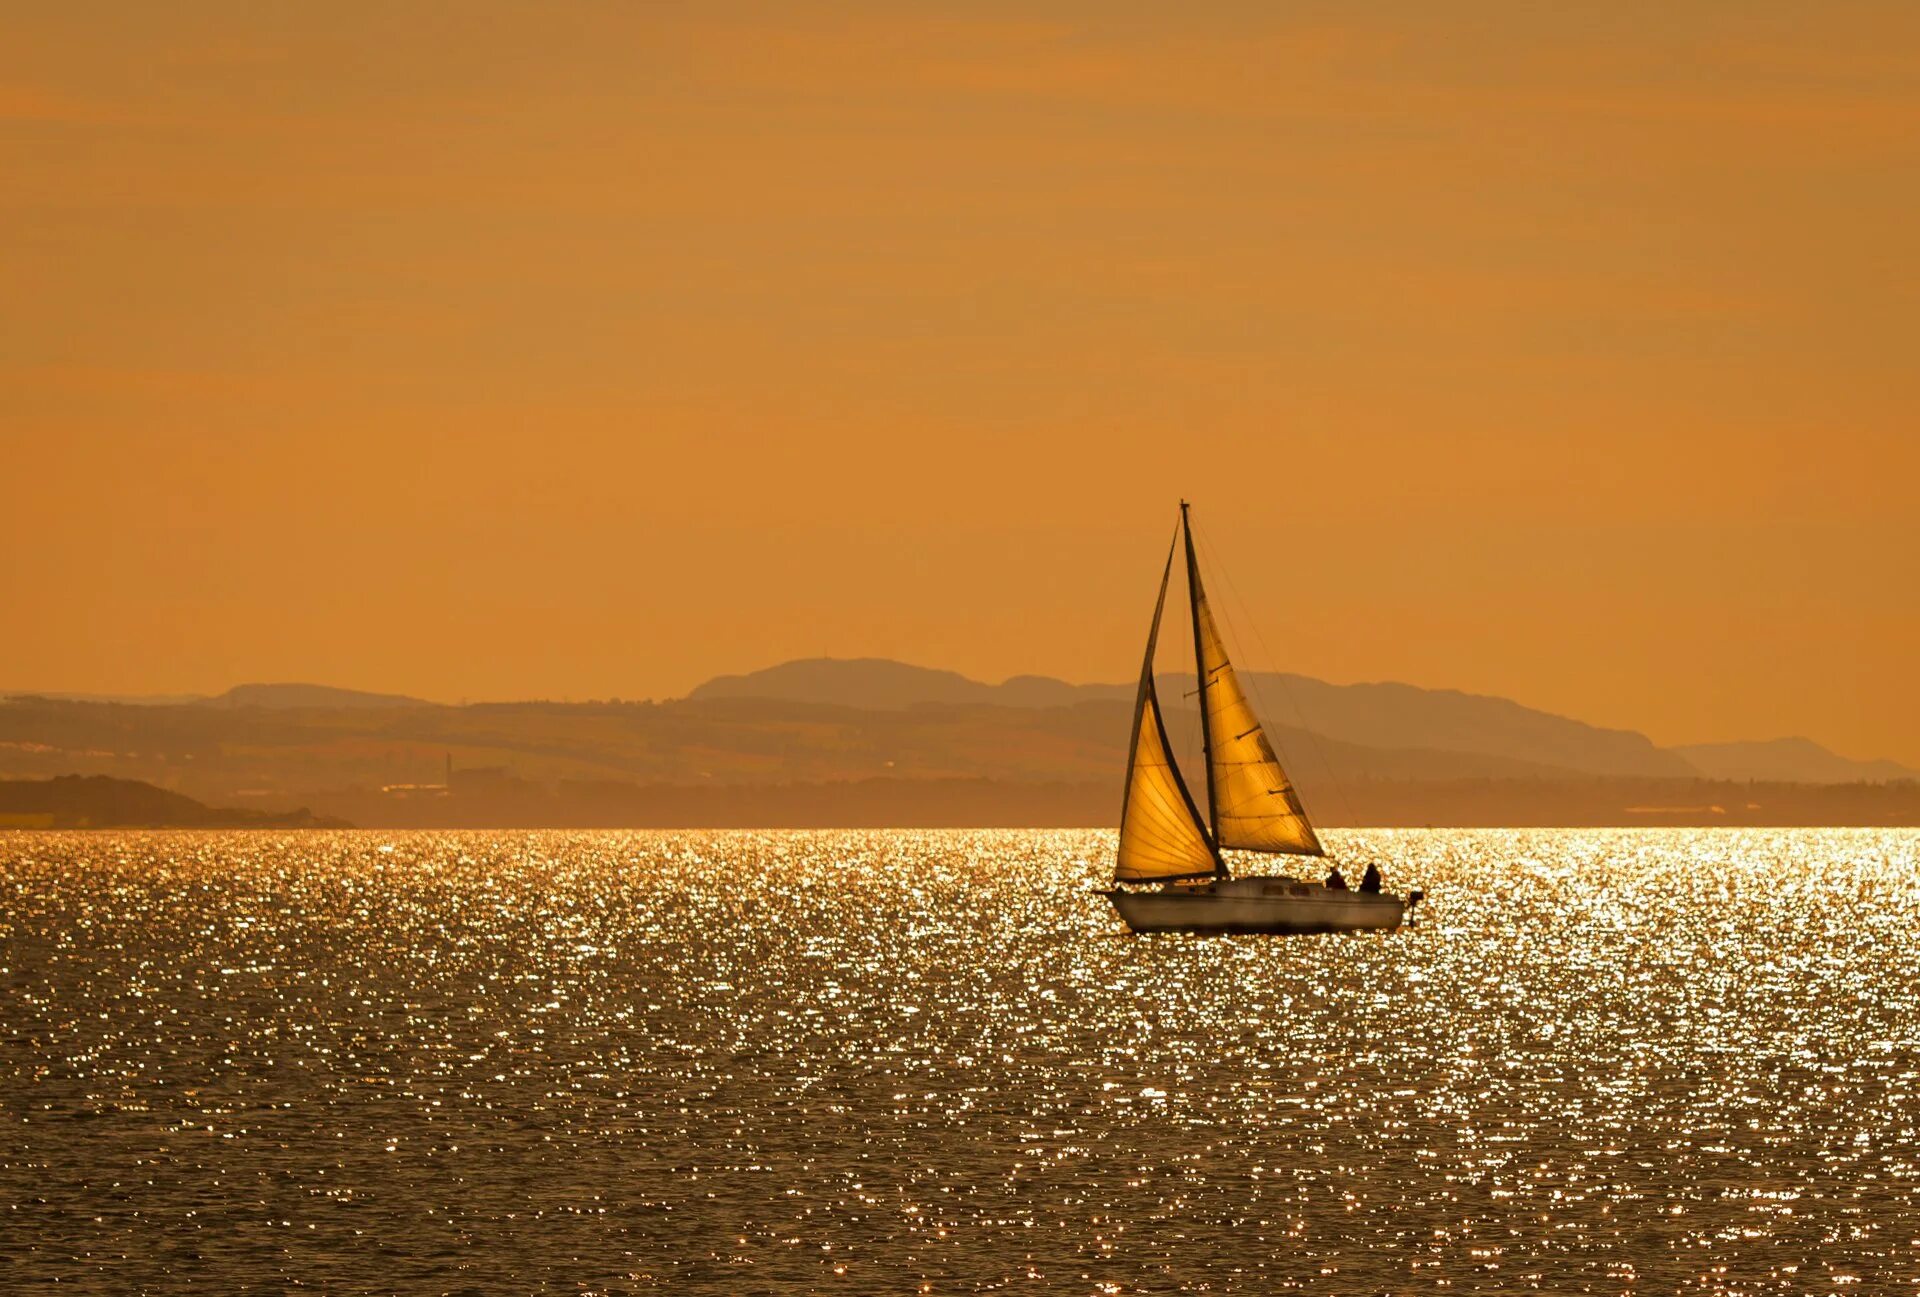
[3, 828, 1917, 1292]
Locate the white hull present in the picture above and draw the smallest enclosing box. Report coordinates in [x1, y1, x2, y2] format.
[1103, 876, 1406, 934]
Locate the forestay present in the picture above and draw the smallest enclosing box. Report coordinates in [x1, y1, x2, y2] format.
[1114, 538, 1221, 882]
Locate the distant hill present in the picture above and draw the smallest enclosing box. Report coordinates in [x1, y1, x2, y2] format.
[2, 690, 209, 706]
[1213, 672, 1692, 779]
[1, 691, 1913, 828]
[202, 683, 431, 710]
[686, 658, 1689, 778]
[1672, 737, 1918, 785]
[0, 775, 349, 829]
[17, 664, 1894, 789]
[692, 658, 996, 708]
[690, 659, 1119, 710]
[2, 683, 431, 710]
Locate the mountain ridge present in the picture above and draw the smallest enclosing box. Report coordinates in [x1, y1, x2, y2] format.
[3, 685, 1913, 828]
[5, 660, 1908, 792]
[3, 682, 432, 710]
[205, 683, 433, 709]
[1673, 737, 1919, 785]
[688, 657, 1912, 785]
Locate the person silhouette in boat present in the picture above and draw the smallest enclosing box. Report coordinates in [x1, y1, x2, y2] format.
[1325, 866, 1348, 891]
[1360, 862, 1382, 894]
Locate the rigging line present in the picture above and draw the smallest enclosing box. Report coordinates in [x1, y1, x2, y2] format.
[1190, 516, 1361, 838]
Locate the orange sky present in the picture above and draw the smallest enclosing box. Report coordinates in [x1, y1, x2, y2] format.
[3, 2, 1917, 762]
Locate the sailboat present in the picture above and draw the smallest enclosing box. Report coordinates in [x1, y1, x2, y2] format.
[1100, 503, 1419, 935]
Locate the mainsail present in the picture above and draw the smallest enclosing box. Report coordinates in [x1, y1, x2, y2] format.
[1114, 535, 1221, 882]
[1182, 507, 1325, 858]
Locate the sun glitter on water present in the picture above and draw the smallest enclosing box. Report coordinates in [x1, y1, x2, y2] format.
[2, 828, 1917, 1291]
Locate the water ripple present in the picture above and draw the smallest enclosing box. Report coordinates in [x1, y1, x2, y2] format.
[2, 828, 1917, 1291]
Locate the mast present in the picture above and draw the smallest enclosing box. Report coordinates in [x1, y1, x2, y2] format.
[1180, 501, 1227, 877]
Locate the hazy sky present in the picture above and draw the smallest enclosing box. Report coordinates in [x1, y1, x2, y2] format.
[4, 2, 1917, 761]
